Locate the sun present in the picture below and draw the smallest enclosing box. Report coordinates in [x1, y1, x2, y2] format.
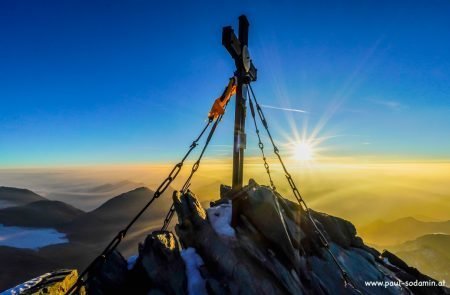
[293, 142, 313, 161]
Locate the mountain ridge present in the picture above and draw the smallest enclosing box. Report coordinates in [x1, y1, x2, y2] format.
[359, 217, 450, 246]
[0, 200, 84, 228]
[387, 233, 450, 283]
[0, 186, 47, 208]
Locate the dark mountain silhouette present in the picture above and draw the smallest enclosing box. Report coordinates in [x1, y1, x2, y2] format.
[45, 180, 146, 211]
[359, 217, 450, 246]
[0, 200, 84, 228]
[388, 234, 450, 283]
[61, 187, 174, 255]
[0, 186, 47, 208]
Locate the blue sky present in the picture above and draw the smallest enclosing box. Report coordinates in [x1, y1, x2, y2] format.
[1, 0, 450, 167]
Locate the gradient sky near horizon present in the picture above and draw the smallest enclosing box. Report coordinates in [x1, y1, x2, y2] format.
[1, 0, 450, 167]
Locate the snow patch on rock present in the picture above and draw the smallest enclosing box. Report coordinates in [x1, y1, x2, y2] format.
[127, 255, 138, 270]
[180, 247, 207, 295]
[2, 272, 51, 295]
[383, 257, 396, 268]
[206, 201, 236, 238]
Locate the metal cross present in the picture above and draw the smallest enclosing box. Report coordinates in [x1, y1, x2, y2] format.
[222, 15, 257, 190]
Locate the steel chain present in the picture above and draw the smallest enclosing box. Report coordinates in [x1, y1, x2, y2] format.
[161, 205, 176, 231]
[248, 89, 276, 191]
[161, 114, 224, 231]
[248, 84, 362, 293]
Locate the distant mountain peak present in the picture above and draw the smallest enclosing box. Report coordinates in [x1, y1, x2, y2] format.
[0, 186, 43, 196]
[130, 186, 151, 192]
[0, 199, 84, 228]
[0, 186, 47, 208]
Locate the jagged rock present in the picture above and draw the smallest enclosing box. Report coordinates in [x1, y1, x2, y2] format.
[232, 184, 301, 269]
[86, 250, 128, 295]
[3, 269, 84, 295]
[135, 231, 187, 295]
[174, 189, 290, 294]
[219, 184, 232, 199]
[309, 211, 359, 248]
[172, 181, 448, 295]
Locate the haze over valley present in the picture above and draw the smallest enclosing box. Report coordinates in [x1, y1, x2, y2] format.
[1, 161, 449, 289]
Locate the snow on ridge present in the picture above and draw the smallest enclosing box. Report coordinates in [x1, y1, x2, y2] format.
[127, 255, 138, 270]
[206, 201, 236, 238]
[180, 247, 207, 295]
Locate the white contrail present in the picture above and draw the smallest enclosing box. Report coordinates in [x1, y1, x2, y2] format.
[260, 104, 307, 113]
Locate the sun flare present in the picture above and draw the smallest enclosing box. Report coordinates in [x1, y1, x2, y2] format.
[294, 142, 314, 161]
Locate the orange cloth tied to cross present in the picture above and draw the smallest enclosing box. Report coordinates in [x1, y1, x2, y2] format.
[208, 77, 237, 120]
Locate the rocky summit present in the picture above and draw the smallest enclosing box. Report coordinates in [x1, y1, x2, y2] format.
[6, 181, 449, 295]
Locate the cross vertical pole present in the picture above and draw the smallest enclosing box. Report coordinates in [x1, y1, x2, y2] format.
[222, 15, 257, 190]
[232, 16, 249, 189]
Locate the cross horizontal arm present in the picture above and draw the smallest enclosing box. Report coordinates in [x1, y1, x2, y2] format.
[222, 27, 257, 81]
[222, 26, 241, 60]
